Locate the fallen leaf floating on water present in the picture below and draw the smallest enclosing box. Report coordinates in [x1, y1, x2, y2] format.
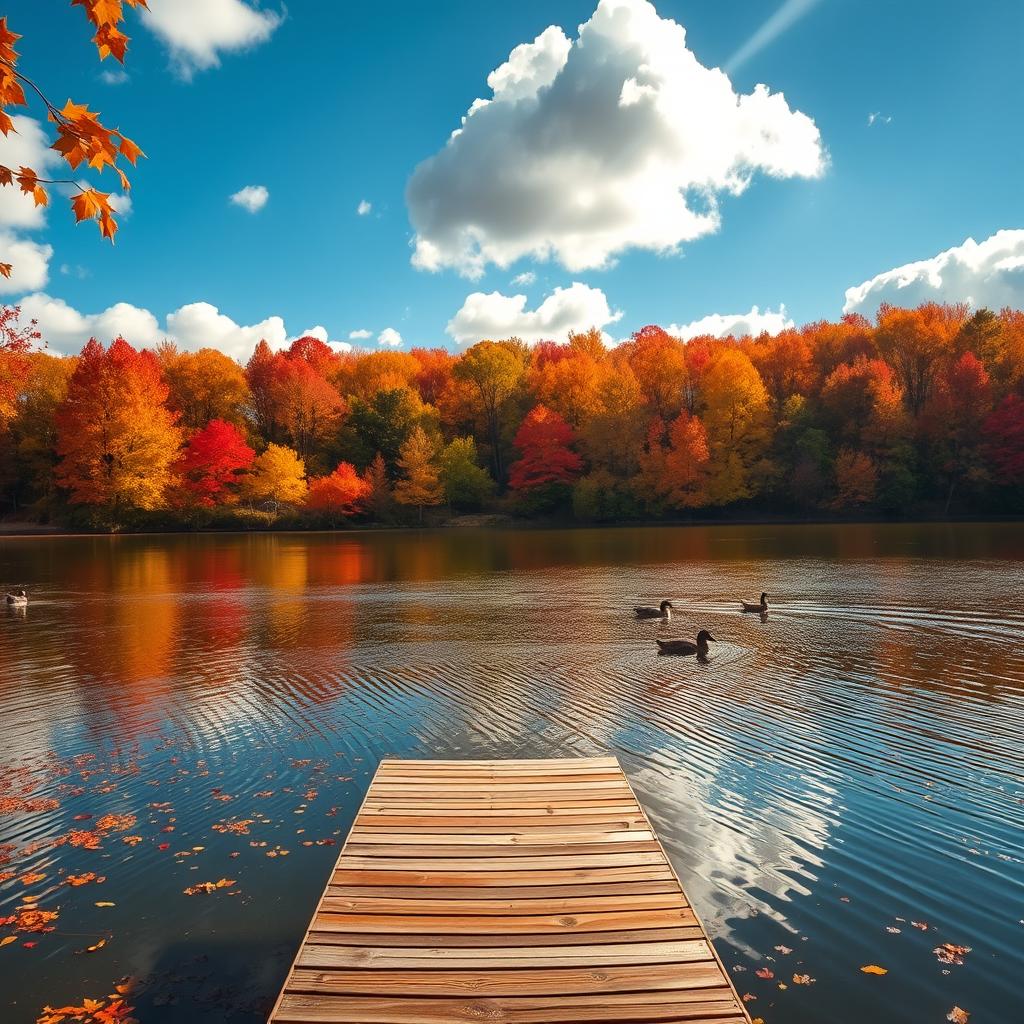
[911, 921, 929, 930]
[20, 872, 46, 885]
[934, 943, 971, 966]
[183, 878, 235, 896]
[65, 873, 105, 887]
[886, 926, 901, 933]
[78, 937, 106, 954]
[120, 835, 142, 846]
[1, 935, 16, 947]
[0, 906, 59, 933]
[94, 902, 115, 908]
[861, 964, 888, 975]
[792, 974, 816, 985]
[774, 944, 793, 954]
[755, 968, 774, 979]
[35, 990, 137, 1024]
[741, 993, 757, 1003]
[947, 1007, 970, 1023]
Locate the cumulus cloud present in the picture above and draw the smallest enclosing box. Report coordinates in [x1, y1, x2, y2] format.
[843, 230, 1024, 315]
[407, 0, 824, 278]
[348, 329, 372, 340]
[356, 199, 372, 216]
[447, 282, 621, 346]
[0, 116, 61, 230]
[17, 294, 164, 352]
[14, 295, 353, 361]
[0, 232, 53, 295]
[143, 0, 283, 78]
[511, 271, 536, 286]
[667, 304, 794, 340]
[229, 184, 269, 213]
[377, 327, 403, 347]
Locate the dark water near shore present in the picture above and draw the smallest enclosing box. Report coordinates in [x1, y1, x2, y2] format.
[1, 524, 1022, 1023]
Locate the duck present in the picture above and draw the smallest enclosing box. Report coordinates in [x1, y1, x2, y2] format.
[656, 629, 715, 656]
[5, 589, 28, 607]
[635, 600, 673, 620]
[740, 592, 768, 613]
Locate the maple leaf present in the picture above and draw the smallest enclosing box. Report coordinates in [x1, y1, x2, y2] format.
[860, 964, 888, 975]
[947, 1007, 970, 1023]
[0, 166, 12, 187]
[755, 967, 774, 979]
[933, 943, 971, 966]
[116, 134, 143, 165]
[792, 973, 815, 985]
[0, 264, 11, 280]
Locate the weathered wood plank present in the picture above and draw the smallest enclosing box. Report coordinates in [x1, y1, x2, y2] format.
[268, 758, 750, 1024]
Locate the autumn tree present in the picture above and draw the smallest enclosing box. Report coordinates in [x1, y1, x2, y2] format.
[393, 425, 444, 522]
[508, 404, 583, 509]
[345, 386, 430, 469]
[5, 352, 76, 510]
[0, 304, 39, 425]
[245, 340, 280, 438]
[623, 325, 688, 421]
[269, 355, 345, 468]
[633, 411, 710, 513]
[453, 340, 527, 481]
[833, 449, 878, 508]
[875, 302, 967, 415]
[698, 347, 771, 505]
[362, 451, 395, 521]
[175, 419, 255, 507]
[306, 462, 370, 522]
[162, 348, 252, 430]
[984, 394, 1024, 487]
[0, 6, 147, 279]
[439, 436, 494, 511]
[242, 443, 307, 509]
[55, 337, 181, 516]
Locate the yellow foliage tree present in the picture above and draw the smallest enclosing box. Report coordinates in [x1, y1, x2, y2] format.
[699, 346, 772, 505]
[242, 443, 308, 508]
[394, 425, 443, 522]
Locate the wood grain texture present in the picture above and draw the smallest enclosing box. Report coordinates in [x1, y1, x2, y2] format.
[267, 758, 750, 1024]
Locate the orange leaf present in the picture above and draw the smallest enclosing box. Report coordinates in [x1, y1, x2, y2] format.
[947, 1008, 970, 1024]
[117, 134, 144, 165]
[0, 935, 16, 947]
[0, 264, 11, 280]
[0, 165, 12, 186]
[32, 185, 48, 208]
[94, 901, 115, 907]
[860, 964, 888, 975]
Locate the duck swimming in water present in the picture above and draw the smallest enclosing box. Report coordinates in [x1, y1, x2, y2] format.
[635, 600, 673, 620]
[741, 592, 768, 613]
[656, 629, 715, 656]
[5, 589, 28, 607]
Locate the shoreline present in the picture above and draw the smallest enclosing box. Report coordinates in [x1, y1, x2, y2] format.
[1, 512, 1022, 540]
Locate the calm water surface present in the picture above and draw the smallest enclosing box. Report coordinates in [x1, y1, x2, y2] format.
[1, 524, 1022, 1023]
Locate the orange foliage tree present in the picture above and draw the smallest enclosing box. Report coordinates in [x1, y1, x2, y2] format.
[306, 462, 370, 521]
[55, 337, 181, 514]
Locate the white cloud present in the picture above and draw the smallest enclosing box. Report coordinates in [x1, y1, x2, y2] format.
[100, 69, 130, 85]
[229, 184, 269, 213]
[407, 0, 824, 278]
[867, 111, 892, 126]
[0, 116, 61, 230]
[0, 232, 53, 295]
[511, 271, 536, 286]
[17, 293, 163, 351]
[14, 295, 356, 361]
[843, 230, 1024, 315]
[447, 282, 622, 345]
[377, 327, 403, 348]
[726, 0, 823, 73]
[143, 0, 283, 78]
[60, 264, 90, 280]
[348, 329, 372, 340]
[356, 199, 372, 216]
[667, 304, 794, 340]
[109, 193, 133, 218]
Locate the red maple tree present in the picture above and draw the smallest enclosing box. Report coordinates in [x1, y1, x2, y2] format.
[176, 419, 255, 506]
[508, 404, 583, 491]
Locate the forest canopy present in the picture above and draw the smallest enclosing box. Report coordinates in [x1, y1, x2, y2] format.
[1, 301, 1022, 529]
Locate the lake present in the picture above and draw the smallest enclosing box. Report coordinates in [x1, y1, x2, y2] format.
[1, 524, 1022, 1024]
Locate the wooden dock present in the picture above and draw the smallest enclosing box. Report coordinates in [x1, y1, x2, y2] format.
[268, 756, 750, 1024]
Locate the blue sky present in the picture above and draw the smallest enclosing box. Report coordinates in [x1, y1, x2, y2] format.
[2, 0, 1023, 356]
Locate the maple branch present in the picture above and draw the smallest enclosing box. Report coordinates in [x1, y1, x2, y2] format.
[0, 165, 89, 193]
